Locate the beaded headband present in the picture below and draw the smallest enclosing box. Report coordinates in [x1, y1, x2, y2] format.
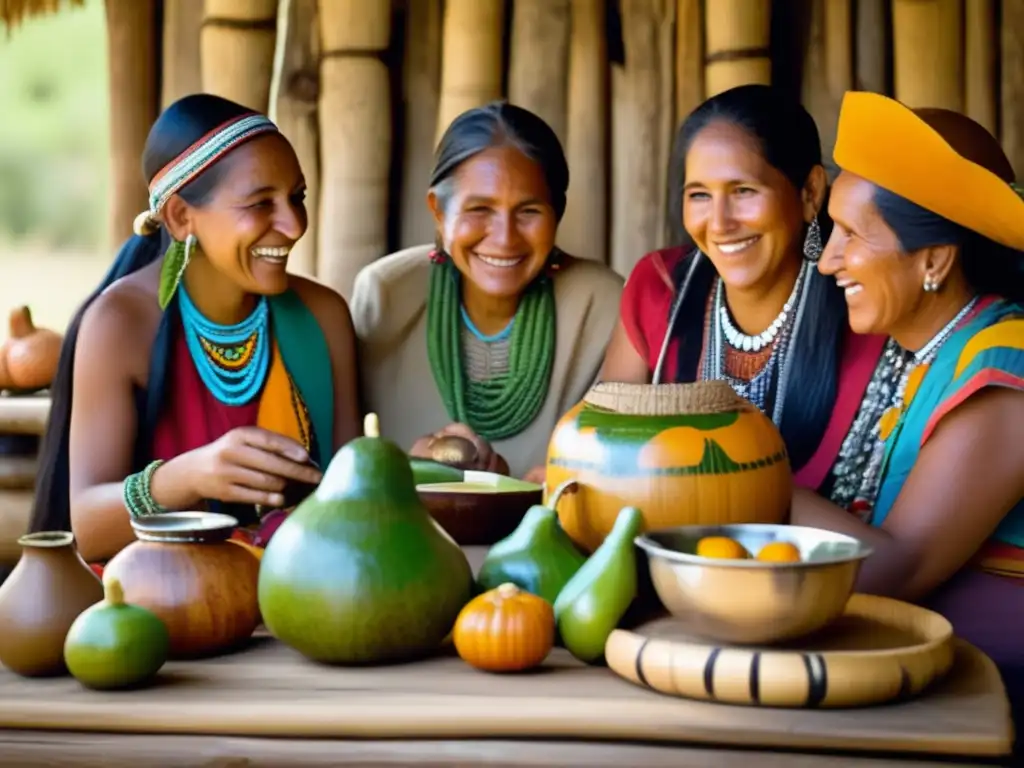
[133, 113, 279, 237]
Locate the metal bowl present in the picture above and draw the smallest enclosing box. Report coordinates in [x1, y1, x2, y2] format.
[635, 523, 873, 645]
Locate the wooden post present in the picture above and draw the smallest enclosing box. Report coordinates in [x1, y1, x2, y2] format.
[161, 0, 203, 108]
[855, 0, 889, 93]
[892, 0, 964, 111]
[675, 0, 703, 123]
[269, 0, 320, 277]
[201, 0, 278, 113]
[559, 0, 609, 263]
[316, 0, 392, 299]
[611, 0, 676, 276]
[964, 0, 997, 135]
[398, 0, 443, 249]
[508, 0, 571, 144]
[1003, 0, 1024, 178]
[435, 0, 506, 143]
[703, 0, 772, 97]
[104, 0, 159, 249]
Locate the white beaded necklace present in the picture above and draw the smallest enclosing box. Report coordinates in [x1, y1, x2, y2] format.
[717, 263, 806, 352]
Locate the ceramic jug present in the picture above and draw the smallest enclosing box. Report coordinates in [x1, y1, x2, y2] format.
[0, 531, 103, 676]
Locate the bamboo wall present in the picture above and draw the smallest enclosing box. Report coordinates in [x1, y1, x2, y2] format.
[99, 0, 1022, 299]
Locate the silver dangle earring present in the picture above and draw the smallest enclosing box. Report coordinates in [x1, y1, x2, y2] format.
[923, 274, 940, 292]
[803, 217, 823, 261]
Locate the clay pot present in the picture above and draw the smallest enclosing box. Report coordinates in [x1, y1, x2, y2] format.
[104, 511, 260, 659]
[0, 531, 103, 677]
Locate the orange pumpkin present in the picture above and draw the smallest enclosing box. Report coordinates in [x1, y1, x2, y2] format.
[453, 583, 554, 672]
[0, 306, 63, 393]
[546, 381, 793, 552]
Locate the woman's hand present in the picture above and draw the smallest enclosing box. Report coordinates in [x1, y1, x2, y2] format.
[410, 423, 510, 475]
[153, 426, 323, 510]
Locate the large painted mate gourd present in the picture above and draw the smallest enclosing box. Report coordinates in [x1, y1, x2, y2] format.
[546, 381, 792, 552]
[258, 414, 475, 664]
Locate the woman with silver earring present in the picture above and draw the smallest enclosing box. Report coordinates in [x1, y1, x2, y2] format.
[600, 84, 888, 493]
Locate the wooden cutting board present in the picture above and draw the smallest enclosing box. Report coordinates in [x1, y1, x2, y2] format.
[0, 632, 1011, 759]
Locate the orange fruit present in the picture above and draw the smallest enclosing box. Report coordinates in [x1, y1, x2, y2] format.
[756, 541, 801, 563]
[696, 536, 750, 560]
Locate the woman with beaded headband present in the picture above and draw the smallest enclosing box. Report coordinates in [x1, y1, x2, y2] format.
[27, 94, 361, 564]
[788, 93, 1024, 728]
[600, 84, 886, 490]
[350, 101, 623, 480]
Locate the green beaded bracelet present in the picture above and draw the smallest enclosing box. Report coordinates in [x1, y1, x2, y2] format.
[123, 460, 167, 519]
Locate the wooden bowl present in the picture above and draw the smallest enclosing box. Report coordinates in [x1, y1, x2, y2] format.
[635, 523, 873, 645]
[416, 471, 543, 546]
[605, 593, 954, 708]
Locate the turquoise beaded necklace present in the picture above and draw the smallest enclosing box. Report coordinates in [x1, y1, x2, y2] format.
[178, 284, 271, 406]
[426, 260, 556, 441]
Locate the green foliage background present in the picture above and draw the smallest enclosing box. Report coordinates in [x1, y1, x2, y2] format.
[0, 0, 109, 250]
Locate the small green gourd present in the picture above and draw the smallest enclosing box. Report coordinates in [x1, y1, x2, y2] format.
[477, 480, 586, 604]
[63, 576, 170, 690]
[554, 506, 643, 664]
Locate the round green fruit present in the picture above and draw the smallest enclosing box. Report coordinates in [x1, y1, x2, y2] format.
[63, 576, 170, 690]
[258, 413, 475, 665]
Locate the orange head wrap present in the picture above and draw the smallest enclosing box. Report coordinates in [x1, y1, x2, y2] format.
[832, 91, 1024, 251]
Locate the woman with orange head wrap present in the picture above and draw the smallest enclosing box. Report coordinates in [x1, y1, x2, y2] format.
[792, 92, 1024, 725]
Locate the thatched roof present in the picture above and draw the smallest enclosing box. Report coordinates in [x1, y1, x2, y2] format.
[1, 0, 84, 31]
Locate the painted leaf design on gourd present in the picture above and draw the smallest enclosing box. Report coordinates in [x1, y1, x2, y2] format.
[556, 405, 784, 476]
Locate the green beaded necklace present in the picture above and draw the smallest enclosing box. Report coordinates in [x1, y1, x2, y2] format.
[426, 260, 556, 441]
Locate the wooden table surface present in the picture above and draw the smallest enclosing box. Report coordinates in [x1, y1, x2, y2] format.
[0, 556, 1014, 768]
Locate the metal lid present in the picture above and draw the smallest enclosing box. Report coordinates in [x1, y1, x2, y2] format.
[129, 511, 239, 544]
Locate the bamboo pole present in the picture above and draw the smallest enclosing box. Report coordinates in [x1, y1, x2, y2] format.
[435, 0, 506, 143]
[855, 0, 889, 93]
[674, 0, 703, 123]
[703, 0, 771, 96]
[964, 0, 997, 135]
[611, 0, 676, 275]
[161, 0, 203, 108]
[559, 0, 609, 263]
[825, 0, 853, 99]
[398, 0, 443, 249]
[508, 0, 571, 144]
[201, 0, 278, 113]
[316, 0, 392, 298]
[800, 1, 833, 176]
[892, 0, 964, 111]
[104, 0, 159, 249]
[1003, 0, 1024, 178]
[268, 0, 320, 277]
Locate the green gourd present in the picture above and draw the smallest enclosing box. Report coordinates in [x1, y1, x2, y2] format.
[477, 480, 586, 604]
[258, 414, 475, 664]
[409, 457, 465, 486]
[63, 576, 170, 690]
[553, 506, 643, 664]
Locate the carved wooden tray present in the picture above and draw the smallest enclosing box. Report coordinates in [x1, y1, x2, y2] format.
[605, 593, 955, 709]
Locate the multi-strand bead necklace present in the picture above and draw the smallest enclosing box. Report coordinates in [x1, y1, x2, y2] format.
[827, 296, 980, 518]
[426, 260, 556, 441]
